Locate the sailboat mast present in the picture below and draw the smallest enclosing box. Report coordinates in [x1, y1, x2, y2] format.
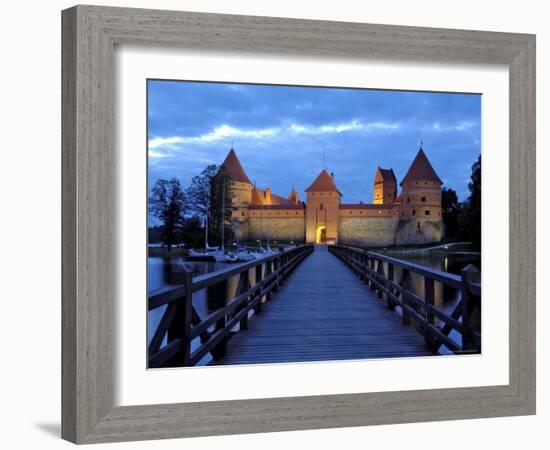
[221, 177, 225, 253]
[204, 213, 208, 251]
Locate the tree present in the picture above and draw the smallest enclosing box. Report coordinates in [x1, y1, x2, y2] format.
[178, 216, 204, 248]
[186, 165, 218, 249]
[441, 187, 461, 240]
[458, 155, 481, 250]
[149, 178, 186, 250]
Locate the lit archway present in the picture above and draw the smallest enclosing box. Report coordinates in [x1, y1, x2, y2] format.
[316, 226, 327, 244]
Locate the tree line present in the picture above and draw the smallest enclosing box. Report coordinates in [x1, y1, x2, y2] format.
[441, 155, 481, 250]
[149, 165, 234, 250]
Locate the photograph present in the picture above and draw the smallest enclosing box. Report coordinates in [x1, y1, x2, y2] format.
[147, 80, 482, 368]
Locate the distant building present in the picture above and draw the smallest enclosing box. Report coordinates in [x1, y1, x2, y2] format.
[222, 146, 444, 246]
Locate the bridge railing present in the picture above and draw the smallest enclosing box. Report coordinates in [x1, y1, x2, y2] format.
[329, 245, 481, 355]
[148, 244, 314, 368]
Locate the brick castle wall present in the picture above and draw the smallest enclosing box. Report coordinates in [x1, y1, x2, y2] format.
[338, 217, 398, 247]
[247, 217, 306, 242]
[394, 219, 443, 245]
[236, 213, 443, 246]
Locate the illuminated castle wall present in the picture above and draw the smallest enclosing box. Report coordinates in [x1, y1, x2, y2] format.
[222, 146, 444, 247]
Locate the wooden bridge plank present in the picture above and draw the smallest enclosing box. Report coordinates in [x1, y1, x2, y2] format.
[212, 245, 433, 366]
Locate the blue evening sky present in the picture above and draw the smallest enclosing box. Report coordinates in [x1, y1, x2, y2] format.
[148, 80, 480, 208]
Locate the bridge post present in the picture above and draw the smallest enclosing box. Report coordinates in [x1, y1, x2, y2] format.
[254, 264, 263, 313]
[235, 271, 250, 331]
[166, 268, 193, 366]
[387, 263, 395, 310]
[369, 258, 376, 292]
[283, 251, 290, 281]
[273, 256, 280, 292]
[376, 260, 385, 298]
[265, 260, 273, 301]
[208, 278, 229, 360]
[361, 253, 368, 283]
[401, 269, 411, 326]
[461, 264, 481, 352]
[424, 277, 437, 351]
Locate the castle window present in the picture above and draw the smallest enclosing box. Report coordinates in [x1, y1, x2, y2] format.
[421, 196, 426, 202]
[241, 212, 245, 216]
[425, 210, 430, 215]
[425, 182, 428, 185]
[412, 209, 416, 216]
[320, 203, 324, 210]
[407, 197, 411, 203]
[360, 211, 363, 214]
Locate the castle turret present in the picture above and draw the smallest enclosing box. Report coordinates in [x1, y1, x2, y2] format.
[221, 148, 253, 206]
[288, 186, 300, 205]
[221, 149, 253, 239]
[305, 170, 342, 244]
[399, 146, 443, 220]
[373, 167, 397, 205]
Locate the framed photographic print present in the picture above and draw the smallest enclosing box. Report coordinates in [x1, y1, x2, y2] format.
[62, 5, 536, 444]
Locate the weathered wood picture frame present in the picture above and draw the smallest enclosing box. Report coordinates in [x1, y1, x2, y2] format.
[62, 5, 536, 444]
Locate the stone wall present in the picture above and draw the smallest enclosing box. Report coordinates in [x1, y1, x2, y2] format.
[394, 219, 443, 245]
[247, 217, 305, 242]
[232, 219, 250, 242]
[338, 217, 398, 247]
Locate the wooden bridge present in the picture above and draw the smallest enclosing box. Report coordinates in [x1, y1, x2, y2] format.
[148, 244, 481, 368]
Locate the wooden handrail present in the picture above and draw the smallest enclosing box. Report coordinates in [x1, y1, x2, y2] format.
[148, 244, 314, 368]
[329, 245, 481, 355]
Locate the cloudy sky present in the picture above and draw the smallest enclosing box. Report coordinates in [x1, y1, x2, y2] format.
[148, 80, 480, 206]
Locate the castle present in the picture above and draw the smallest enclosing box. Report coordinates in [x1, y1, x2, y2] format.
[221, 146, 444, 247]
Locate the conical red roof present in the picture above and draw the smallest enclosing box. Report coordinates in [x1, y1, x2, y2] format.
[221, 149, 252, 184]
[375, 167, 397, 183]
[305, 170, 342, 195]
[400, 148, 442, 185]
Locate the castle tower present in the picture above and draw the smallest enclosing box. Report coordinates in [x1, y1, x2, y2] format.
[220, 149, 253, 238]
[399, 146, 443, 221]
[373, 167, 397, 205]
[305, 170, 342, 244]
[288, 186, 300, 205]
